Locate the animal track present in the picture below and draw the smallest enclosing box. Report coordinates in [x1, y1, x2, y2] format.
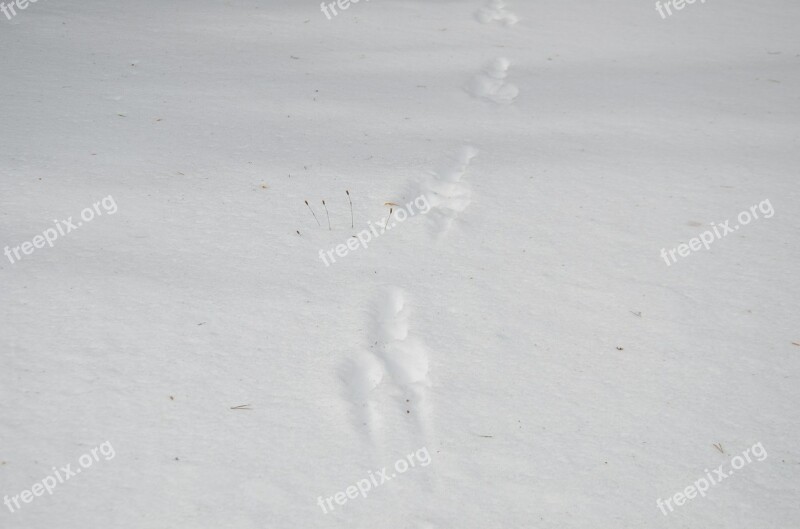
[375, 289, 429, 387]
[340, 354, 385, 431]
[475, 0, 519, 26]
[342, 288, 431, 436]
[466, 57, 519, 103]
[417, 146, 478, 235]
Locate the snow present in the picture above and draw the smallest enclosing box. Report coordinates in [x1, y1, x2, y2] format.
[1, 0, 799, 527]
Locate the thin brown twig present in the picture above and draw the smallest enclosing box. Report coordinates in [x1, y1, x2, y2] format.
[305, 200, 320, 226]
[346, 190, 353, 228]
[384, 208, 393, 230]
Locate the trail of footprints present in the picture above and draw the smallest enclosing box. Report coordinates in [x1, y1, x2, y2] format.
[469, 1, 519, 103]
[342, 2, 519, 448]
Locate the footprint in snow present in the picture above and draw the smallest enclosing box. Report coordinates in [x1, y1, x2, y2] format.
[416, 146, 479, 236]
[465, 57, 519, 104]
[475, 0, 519, 26]
[341, 288, 431, 438]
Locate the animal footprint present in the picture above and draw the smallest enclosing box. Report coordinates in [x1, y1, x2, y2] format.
[466, 57, 519, 103]
[342, 288, 431, 435]
[342, 354, 384, 401]
[383, 337, 429, 387]
[476, 0, 519, 26]
[375, 287, 409, 343]
[375, 288, 430, 386]
[418, 146, 478, 235]
[340, 354, 385, 431]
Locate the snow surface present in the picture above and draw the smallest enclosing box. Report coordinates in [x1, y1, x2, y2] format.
[1, 0, 799, 528]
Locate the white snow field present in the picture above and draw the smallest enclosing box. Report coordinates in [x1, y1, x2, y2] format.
[1, 0, 799, 527]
